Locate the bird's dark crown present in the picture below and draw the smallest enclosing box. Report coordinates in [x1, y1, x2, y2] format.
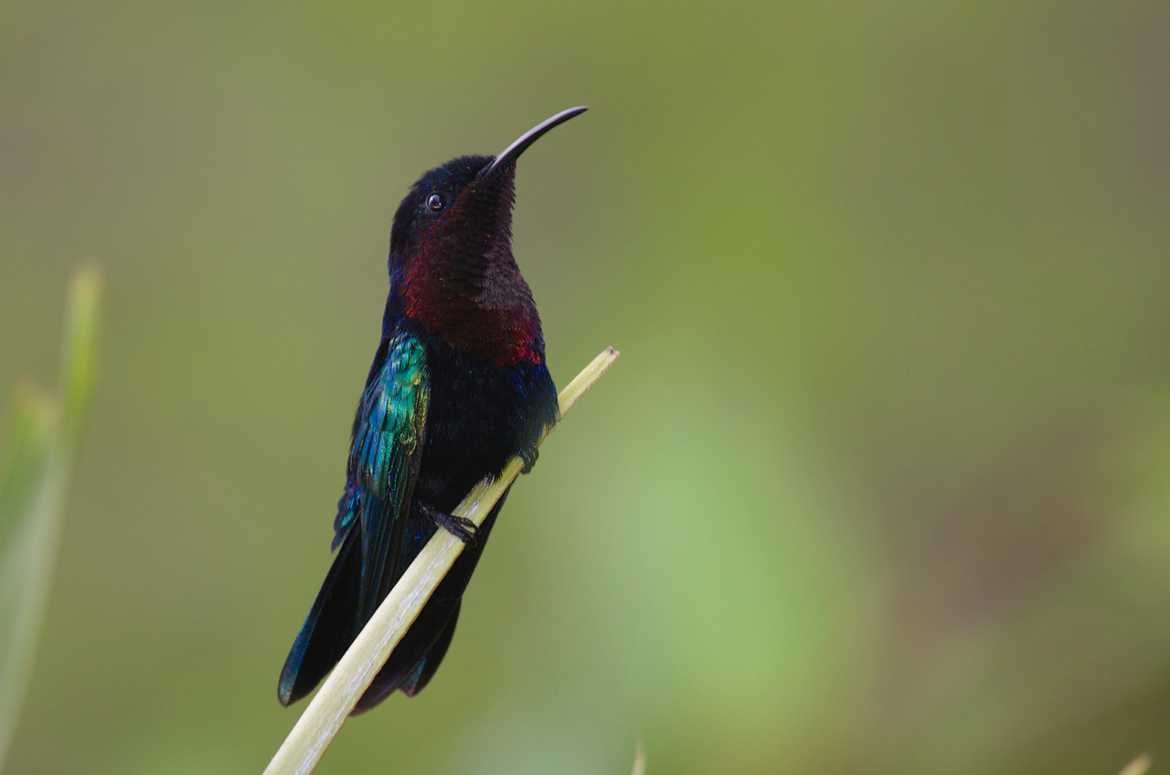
[389, 155, 497, 261]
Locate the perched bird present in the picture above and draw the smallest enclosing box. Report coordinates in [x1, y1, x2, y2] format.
[278, 107, 587, 712]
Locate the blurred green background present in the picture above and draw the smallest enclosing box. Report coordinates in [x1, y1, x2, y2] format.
[2, 0, 1168, 772]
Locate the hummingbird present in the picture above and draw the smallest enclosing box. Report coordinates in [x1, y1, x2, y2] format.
[277, 106, 587, 712]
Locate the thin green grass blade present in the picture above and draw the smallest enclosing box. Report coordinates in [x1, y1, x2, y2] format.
[0, 268, 101, 769]
[0, 392, 64, 769]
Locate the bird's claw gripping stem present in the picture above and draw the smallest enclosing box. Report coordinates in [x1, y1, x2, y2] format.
[520, 446, 539, 474]
[421, 503, 477, 545]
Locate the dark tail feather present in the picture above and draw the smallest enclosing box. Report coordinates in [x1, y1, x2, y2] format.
[277, 528, 361, 706]
[352, 488, 512, 713]
[353, 600, 462, 712]
[402, 600, 460, 696]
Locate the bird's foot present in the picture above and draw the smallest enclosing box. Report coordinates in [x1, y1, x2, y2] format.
[422, 503, 477, 545]
[520, 445, 539, 474]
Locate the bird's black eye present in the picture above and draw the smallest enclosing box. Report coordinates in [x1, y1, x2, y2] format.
[426, 193, 444, 212]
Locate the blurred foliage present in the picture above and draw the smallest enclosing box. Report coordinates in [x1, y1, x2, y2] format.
[1, 1, 1167, 773]
[0, 269, 101, 769]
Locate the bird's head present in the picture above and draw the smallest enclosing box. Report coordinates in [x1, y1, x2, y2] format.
[387, 107, 586, 364]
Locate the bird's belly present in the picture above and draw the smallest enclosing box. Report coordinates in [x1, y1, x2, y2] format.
[414, 366, 543, 513]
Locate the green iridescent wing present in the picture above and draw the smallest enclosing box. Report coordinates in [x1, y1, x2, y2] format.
[342, 331, 430, 622]
[278, 331, 430, 705]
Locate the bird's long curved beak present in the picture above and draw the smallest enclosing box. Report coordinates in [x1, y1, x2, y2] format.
[478, 106, 588, 179]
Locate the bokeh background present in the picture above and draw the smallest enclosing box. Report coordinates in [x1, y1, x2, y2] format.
[3, 1, 1169, 772]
